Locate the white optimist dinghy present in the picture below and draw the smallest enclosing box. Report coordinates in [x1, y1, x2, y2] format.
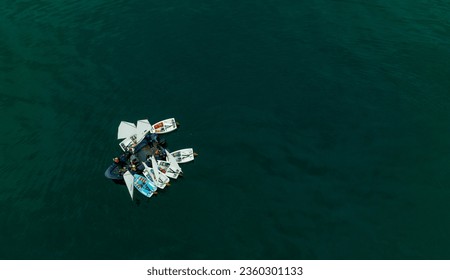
[152, 118, 178, 134]
[106, 117, 198, 200]
[157, 160, 180, 179]
[142, 162, 170, 189]
[123, 170, 158, 200]
[170, 148, 197, 163]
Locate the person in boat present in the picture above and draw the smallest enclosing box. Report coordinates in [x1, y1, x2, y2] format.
[113, 157, 126, 168]
[159, 149, 167, 159]
[130, 164, 137, 172]
[145, 133, 159, 144]
[130, 155, 139, 165]
[154, 148, 166, 161]
[121, 152, 129, 161]
[145, 155, 153, 166]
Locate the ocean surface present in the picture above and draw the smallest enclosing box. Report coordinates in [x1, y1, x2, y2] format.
[1, 0, 450, 259]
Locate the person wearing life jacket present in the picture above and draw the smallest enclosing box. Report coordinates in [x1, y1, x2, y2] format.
[130, 155, 139, 165]
[154, 148, 166, 161]
[145, 155, 153, 167]
[113, 157, 126, 168]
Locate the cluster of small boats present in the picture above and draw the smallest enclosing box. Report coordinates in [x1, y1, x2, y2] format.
[104, 118, 197, 200]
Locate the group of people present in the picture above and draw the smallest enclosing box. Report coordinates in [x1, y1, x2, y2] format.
[113, 142, 167, 176]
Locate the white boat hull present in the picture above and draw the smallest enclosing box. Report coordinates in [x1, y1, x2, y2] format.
[171, 148, 195, 163]
[143, 168, 170, 189]
[157, 160, 180, 179]
[152, 118, 177, 134]
[143, 162, 170, 189]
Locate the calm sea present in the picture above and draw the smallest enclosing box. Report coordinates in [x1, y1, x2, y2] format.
[1, 0, 450, 259]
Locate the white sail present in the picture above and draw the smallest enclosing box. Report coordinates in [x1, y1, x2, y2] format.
[117, 121, 137, 140]
[150, 156, 163, 183]
[165, 149, 182, 173]
[143, 161, 168, 189]
[123, 171, 134, 200]
[136, 119, 154, 141]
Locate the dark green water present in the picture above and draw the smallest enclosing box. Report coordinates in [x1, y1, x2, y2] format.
[1, 0, 450, 259]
